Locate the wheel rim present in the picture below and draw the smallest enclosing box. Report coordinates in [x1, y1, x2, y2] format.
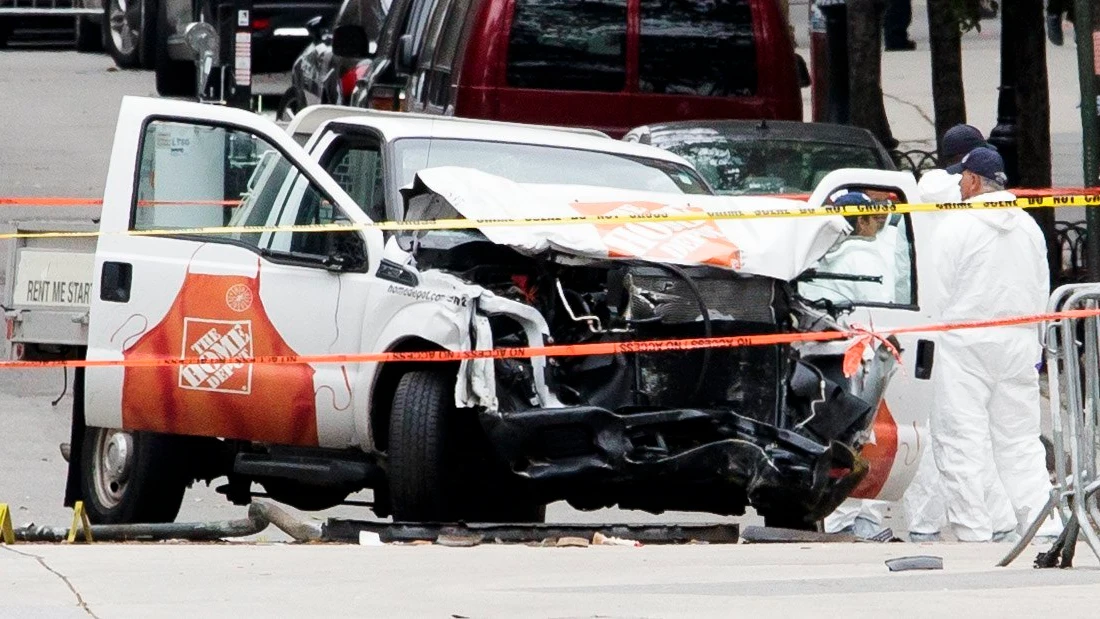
[108, 0, 141, 56]
[91, 429, 135, 510]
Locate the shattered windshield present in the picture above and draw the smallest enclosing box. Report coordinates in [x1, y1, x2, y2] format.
[656, 137, 883, 195]
[393, 138, 712, 195]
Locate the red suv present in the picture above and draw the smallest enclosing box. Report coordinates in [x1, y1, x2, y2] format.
[346, 0, 804, 137]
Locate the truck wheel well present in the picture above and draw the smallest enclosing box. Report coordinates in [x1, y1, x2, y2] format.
[370, 338, 458, 452]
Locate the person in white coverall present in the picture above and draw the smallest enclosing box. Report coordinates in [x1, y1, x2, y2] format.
[800, 192, 897, 539]
[927, 147, 1062, 542]
[900, 125, 1020, 542]
[799, 192, 894, 307]
[823, 129, 1021, 541]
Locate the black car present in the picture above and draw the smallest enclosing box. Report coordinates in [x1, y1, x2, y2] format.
[278, 0, 388, 119]
[624, 120, 897, 196]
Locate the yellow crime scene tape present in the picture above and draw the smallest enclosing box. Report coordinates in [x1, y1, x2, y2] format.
[0, 193, 1095, 241]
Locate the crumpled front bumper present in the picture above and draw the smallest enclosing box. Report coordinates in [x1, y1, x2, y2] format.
[480, 406, 867, 520]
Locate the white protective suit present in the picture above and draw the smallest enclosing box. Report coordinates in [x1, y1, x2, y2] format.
[892, 170, 962, 304]
[928, 190, 1062, 541]
[916, 169, 963, 203]
[899, 176, 1019, 537]
[807, 227, 894, 535]
[799, 233, 894, 306]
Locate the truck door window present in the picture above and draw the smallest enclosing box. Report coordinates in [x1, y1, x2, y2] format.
[506, 0, 628, 92]
[133, 120, 364, 266]
[638, 0, 757, 97]
[798, 194, 916, 309]
[323, 140, 387, 223]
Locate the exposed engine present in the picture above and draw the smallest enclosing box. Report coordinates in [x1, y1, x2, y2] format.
[412, 230, 893, 522]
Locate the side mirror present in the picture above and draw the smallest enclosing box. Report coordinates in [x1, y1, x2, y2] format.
[324, 232, 369, 272]
[332, 24, 373, 58]
[395, 33, 414, 76]
[305, 15, 325, 43]
[795, 54, 811, 89]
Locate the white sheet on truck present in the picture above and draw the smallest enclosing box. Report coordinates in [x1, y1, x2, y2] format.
[408, 167, 849, 282]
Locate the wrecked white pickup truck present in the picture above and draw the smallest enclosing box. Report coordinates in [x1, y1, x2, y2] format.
[60, 97, 938, 528]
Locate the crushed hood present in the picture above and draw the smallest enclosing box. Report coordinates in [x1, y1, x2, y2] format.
[405, 167, 849, 281]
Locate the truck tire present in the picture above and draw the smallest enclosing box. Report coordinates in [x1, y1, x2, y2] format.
[75, 16, 104, 52]
[387, 370, 543, 522]
[80, 427, 188, 524]
[154, 0, 196, 97]
[104, 0, 154, 69]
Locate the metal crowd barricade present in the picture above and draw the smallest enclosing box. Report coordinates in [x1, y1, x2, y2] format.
[1000, 283, 1100, 567]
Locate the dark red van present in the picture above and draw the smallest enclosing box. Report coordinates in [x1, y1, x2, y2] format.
[345, 0, 804, 136]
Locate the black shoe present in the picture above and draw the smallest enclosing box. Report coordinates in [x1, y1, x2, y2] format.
[885, 39, 917, 51]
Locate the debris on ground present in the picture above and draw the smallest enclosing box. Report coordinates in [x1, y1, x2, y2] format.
[885, 555, 944, 572]
[740, 526, 857, 544]
[592, 532, 642, 547]
[436, 533, 484, 547]
[358, 531, 384, 546]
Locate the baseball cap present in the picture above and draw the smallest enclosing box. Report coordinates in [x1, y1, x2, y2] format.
[831, 191, 874, 206]
[946, 147, 1008, 185]
[942, 124, 991, 160]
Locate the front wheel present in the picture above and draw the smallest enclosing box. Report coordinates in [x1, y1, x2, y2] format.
[80, 427, 188, 524]
[387, 370, 544, 523]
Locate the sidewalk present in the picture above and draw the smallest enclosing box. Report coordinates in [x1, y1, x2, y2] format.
[790, 1, 1085, 195]
[2, 542, 1098, 617]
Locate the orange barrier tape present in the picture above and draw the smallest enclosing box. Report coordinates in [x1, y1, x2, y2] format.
[5, 308, 1099, 370]
[0, 197, 103, 206]
[0, 198, 240, 207]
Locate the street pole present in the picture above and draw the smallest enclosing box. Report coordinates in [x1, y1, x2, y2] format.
[817, 0, 850, 124]
[1076, 0, 1100, 280]
[987, 3, 1020, 187]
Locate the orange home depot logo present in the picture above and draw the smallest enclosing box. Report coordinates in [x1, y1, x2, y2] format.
[178, 318, 254, 394]
[572, 201, 743, 269]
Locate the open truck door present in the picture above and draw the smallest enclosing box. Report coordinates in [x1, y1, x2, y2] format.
[74, 96, 387, 522]
[801, 169, 936, 502]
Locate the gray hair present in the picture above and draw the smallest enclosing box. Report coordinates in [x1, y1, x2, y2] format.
[977, 176, 1005, 194]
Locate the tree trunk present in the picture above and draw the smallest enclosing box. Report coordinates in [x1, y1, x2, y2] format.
[1008, 0, 1058, 278]
[926, 0, 967, 158]
[848, 0, 897, 148]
